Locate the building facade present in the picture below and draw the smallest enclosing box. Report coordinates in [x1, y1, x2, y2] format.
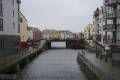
[84, 24, 93, 40]
[42, 29, 51, 40]
[0, 0, 21, 54]
[103, 0, 120, 62]
[28, 27, 42, 41]
[93, 7, 106, 46]
[20, 12, 28, 43]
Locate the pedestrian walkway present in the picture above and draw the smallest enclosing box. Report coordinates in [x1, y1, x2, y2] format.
[82, 51, 120, 80]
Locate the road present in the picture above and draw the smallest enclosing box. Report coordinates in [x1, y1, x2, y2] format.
[16, 42, 87, 80]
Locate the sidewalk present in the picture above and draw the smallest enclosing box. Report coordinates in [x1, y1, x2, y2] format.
[82, 51, 120, 80]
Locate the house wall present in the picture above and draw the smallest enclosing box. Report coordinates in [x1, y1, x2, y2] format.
[20, 13, 28, 42]
[0, 0, 20, 54]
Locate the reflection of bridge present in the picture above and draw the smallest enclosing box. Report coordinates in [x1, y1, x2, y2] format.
[47, 38, 85, 49]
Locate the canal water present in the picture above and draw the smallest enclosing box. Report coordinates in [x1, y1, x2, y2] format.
[17, 42, 87, 80]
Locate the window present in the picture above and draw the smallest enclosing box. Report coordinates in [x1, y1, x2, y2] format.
[0, 18, 3, 31]
[0, 38, 4, 50]
[20, 18, 23, 23]
[13, 10, 14, 17]
[13, 22, 15, 29]
[107, 19, 113, 24]
[0, 3, 3, 16]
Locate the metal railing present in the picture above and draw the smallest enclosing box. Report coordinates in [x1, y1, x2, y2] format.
[0, 40, 46, 71]
[103, 24, 116, 31]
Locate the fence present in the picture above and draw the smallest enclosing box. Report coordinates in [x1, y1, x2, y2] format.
[0, 40, 46, 72]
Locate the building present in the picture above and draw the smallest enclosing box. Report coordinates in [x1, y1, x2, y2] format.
[93, 7, 106, 46]
[33, 30, 43, 41]
[103, 0, 120, 45]
[103, 0, 120, 62]
[52, 31, 60, 40]
[84, 24, 93, 40]
[28, 27, 33, 40]
[20, 12, 29, 48]
[76, 32, 84, 39]
[0, 0, 21, 54]
[28, 27, 42, 41]
[42, 29, 53, 40]
[59, 31, 65, 40]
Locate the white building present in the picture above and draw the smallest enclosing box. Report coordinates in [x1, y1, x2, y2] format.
[0, 0, 21, 54]
[93, 7, 107, 46]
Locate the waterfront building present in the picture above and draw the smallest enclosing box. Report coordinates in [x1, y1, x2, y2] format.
[103, 0, 120, 62]
[93, 7, 106, 46]
[42, 29, 53, 40]
[28, 27, 33, 40]
[76, 32, 84, 39]
[84, 24, 93, 40]
[0, 0, 21, 54]
[20, 13, 28, 43]
[20, 12, 29, 48]
[28, 27, 42, 41]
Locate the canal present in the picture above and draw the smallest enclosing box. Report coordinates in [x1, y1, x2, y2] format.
[17, 42, 87, 80]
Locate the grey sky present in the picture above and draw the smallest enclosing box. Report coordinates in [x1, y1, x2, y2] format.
[21, 0, 102, 32]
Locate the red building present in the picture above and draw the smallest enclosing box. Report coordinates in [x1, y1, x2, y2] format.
[33, 31, 43, 41]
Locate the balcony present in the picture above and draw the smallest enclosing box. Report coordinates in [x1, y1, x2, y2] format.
[104, 0, 117, 6]
[103, 24, 116, 31]
[103, 12, 116, 19]
[104, 38, 113, 45]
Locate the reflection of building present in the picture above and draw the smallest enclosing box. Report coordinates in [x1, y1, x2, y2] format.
[0, 0, 21, 54]
[84, 24, 93, 39]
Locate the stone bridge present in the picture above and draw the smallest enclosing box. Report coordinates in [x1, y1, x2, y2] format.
[47, 38, 85, 49]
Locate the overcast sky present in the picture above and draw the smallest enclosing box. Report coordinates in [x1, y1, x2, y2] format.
[21, 0, 102, 33]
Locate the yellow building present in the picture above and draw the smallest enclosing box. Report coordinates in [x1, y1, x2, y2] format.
[52, 31, 60, 40]
[84, 24, 93, 39]
[20, 13, 28, 42]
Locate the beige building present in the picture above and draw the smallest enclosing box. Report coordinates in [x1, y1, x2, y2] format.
[84, 24, 93, 39]
[52, 31, 60, 40]
[20, 13, 28, 42]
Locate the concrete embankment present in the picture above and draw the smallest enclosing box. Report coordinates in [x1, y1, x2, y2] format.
[77, 51, 118, 80]
[0, 40, 49, 73]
